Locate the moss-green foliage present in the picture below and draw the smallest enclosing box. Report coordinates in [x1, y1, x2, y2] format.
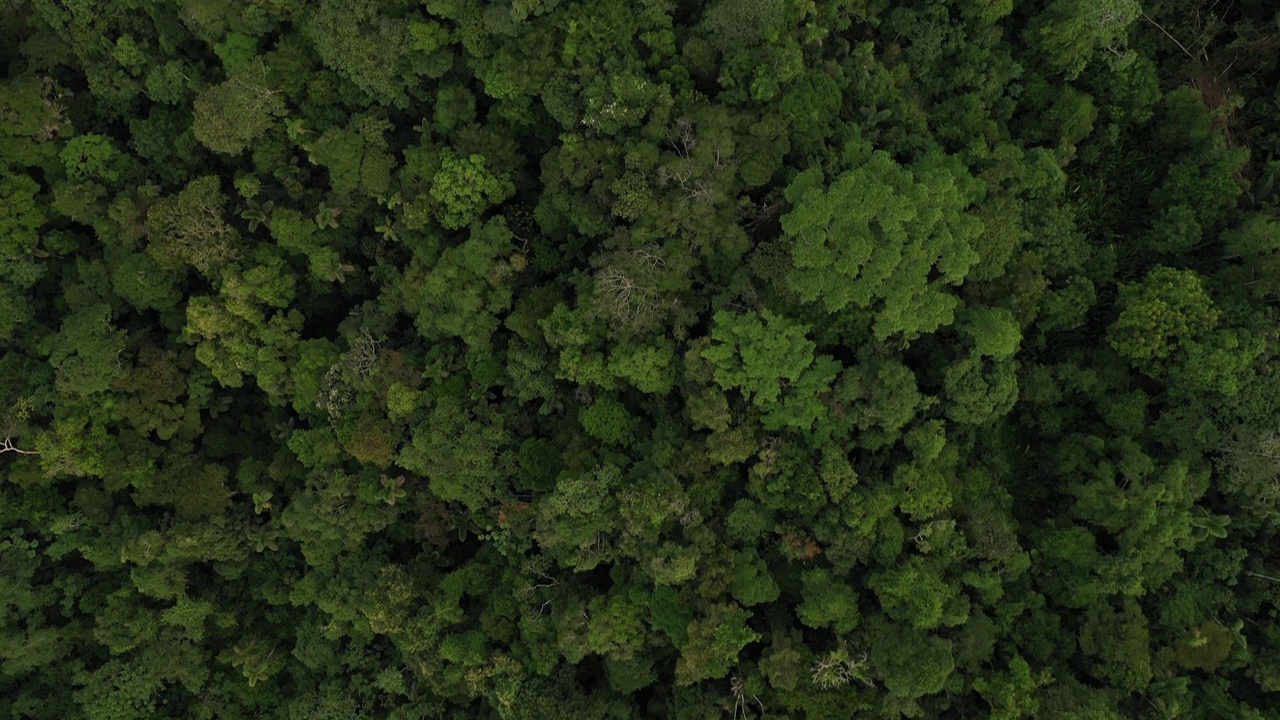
[3, 1, 1279, 718]
[192, 58, 285, 155]
[429, 151, 516, 230]
[782, 150, 983, 339]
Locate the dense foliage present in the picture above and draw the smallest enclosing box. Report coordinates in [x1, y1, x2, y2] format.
[3, 1, 1280, 718]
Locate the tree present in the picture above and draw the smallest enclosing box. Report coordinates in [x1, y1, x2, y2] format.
[213, 33, 257, 73]
[1078, 597, 1152, 691]
[59, 134, 120, 182]
[0, 171, 47, 339]
[1221, 214, 1280, 299]
[579, 396, 638, 446]
[674, 603, 760, 686]
[608, 339, 677, 395]
[1110, 266, 1217, 363]
[832, 357, 932, 450]
[306, 115, 396, 197]
[797, 568, 860, 633]
[944, 355, 1020, 426]
[870, 555, 965, 631]
[586, 590, 646, 661]
[974, 656, 1054, 720]
[782, 151, 982, 340]
[401, 219, 519, 349]
[227, 637, 285, 688]
[0, 75, 65, 167]
[341, 414, 399, 468]
[533, 464, 621, 572]
[183, 250, 302, 399]
[303, 0, 417, 106]
[0, 171, 46, 288]
[192, 58, 285, 155]
[584, 243, 689, 337]
[429, 151, 515, 230]
[39, 304, 126, 397]
[960, 306, 1022, 359]
[870, 621, 956, 701]
[111, 252, 181, 312]
[1029, 0, 1141, 78]
[728, 550, 781, 607]
[73, 658, 166, 720]
[701, 310, 841, 433]
[147, 176, 239, 276]
[398, 395, 514, 514]
[268, 207, 350, 283]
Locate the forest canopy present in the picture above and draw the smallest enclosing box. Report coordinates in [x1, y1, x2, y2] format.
[3, 1, 1280, 719]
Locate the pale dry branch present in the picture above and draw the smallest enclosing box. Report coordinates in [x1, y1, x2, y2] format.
[347, 330, 382, 378]
[811, 651, 874, 690]
[1142, 13, 1198, 61]
[0, 437, 38, 455]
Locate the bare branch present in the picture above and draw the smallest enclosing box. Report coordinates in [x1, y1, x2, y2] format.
[0, 438, 38, 456]
[1142, 13, 1198, 60]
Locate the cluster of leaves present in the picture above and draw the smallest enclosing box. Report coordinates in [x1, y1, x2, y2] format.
[3, 0, 1280, 719]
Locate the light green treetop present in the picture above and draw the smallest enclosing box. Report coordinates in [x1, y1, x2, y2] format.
[782, 151, 982, 340]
